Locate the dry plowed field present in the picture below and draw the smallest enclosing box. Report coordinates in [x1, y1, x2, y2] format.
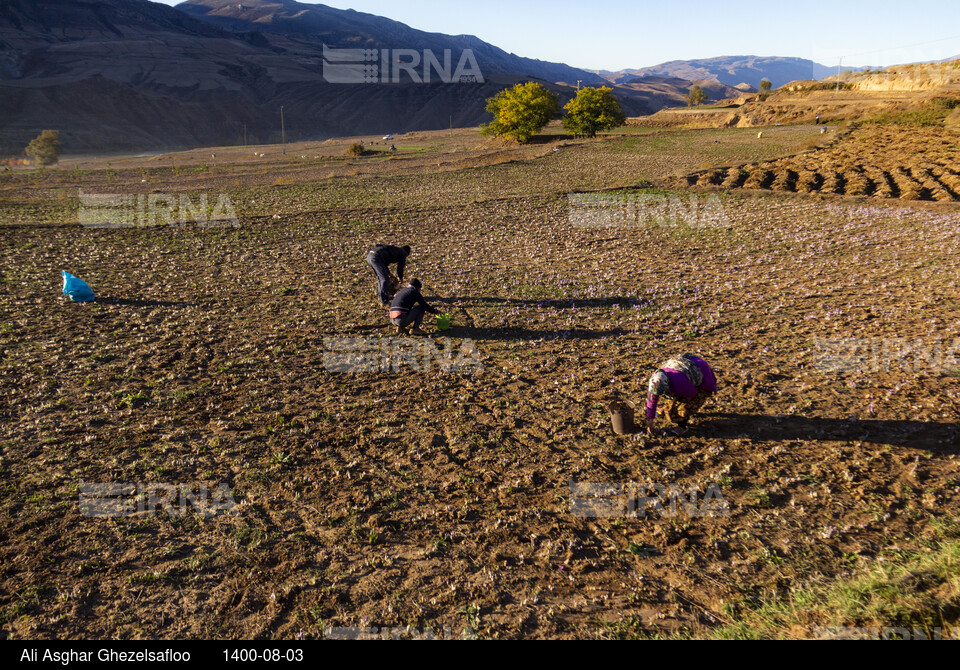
[1, 126, 959, 640]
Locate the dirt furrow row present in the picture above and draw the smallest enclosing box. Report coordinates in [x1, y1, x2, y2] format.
[674, 124, 960, 202]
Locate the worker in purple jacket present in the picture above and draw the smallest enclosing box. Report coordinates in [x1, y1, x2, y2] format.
[645, 354, 717, 435]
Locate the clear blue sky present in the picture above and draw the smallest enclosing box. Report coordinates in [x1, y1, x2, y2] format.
[157, 0, 960, 71]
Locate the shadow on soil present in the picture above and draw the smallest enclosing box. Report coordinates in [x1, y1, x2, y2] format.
[445, 296, 653, 309]
[698, 413, 960, 454]
[339, 323, 629, 340]
[94, 297, 195, 307]
[457, 325, 631, 341]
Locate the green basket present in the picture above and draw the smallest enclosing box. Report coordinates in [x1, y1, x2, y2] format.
[436, 313, 452, 331]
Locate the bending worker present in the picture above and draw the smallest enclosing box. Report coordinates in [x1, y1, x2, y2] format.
[646, 353, 717, 435]
[388, 278, 440, 336]
[367, 243, 411, 308]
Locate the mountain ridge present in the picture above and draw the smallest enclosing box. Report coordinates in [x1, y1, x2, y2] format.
[0, 1, 898, 154]
[595, 55, 857, 89]
[1, 0, 619, 152]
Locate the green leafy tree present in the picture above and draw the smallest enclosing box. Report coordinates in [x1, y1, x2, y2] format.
[687, 85, 708, 106]
[25, 129, 61, 167]
[481, 82, 560, 143]
[561, 86, 626, 137]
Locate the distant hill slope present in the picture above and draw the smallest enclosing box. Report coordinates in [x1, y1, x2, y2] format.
[0, 0, 629, 153]
[176, 0, 607, 85]
[0, 0, 281, 151]
[0, 1, 863, 154]
[598, 56, 854, 89]
[0, 0, 227, 50]
[613, 76, 747, 110]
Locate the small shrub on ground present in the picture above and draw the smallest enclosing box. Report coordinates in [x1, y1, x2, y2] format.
[344, 143, 367, 157]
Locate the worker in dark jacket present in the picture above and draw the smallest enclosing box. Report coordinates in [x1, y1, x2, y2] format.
[388, 278, 440, 336]
[367, 244, 410, 307]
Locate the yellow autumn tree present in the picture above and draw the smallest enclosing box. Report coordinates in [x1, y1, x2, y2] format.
[25, 129, 61, 166]
[562, 86, 626, 137]
[480, 82, 560, 143]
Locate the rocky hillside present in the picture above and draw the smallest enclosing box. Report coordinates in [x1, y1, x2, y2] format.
[832, 61, 960, 92]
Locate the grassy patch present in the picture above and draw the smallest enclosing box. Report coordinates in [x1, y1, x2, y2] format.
[865, 97, 960, 127]
[710, 524, 960, 639]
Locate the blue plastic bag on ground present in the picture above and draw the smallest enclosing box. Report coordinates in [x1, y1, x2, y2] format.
[62, 271, 95, 302]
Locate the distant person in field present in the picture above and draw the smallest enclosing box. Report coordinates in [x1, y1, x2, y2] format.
[388, 278, 440, 336]
[367, 243, 410, 307]
[645, 353, 717, 435]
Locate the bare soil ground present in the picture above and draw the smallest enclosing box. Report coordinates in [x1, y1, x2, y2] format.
[1, 123, 959, 639]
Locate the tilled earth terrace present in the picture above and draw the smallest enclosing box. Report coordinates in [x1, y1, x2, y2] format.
[679, 124, 960, 201]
